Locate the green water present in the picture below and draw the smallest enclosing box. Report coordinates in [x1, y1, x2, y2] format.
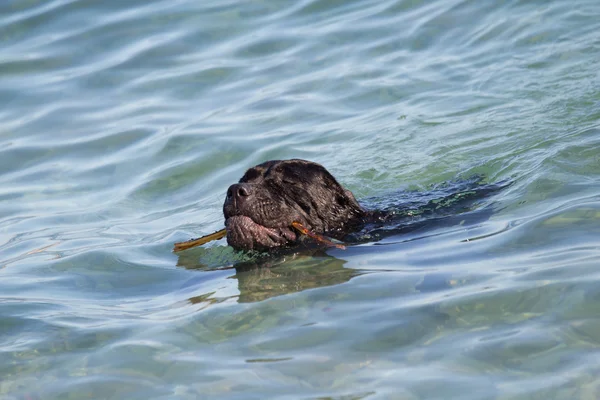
[1, 0, 600, 399]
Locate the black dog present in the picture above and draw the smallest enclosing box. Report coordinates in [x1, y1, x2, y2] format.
[223, 159, 366, 251]
[173, 160, 507, 303]
[223, 158, 508, 251]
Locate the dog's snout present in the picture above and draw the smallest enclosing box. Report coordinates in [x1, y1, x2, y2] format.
[227, 183, 252, 200]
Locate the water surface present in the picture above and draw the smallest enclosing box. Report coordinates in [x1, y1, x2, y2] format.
[1, 0, 600, 399]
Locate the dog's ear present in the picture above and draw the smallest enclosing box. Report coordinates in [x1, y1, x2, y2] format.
[344, 189, 360, 205]
[336, 189, 363, 211]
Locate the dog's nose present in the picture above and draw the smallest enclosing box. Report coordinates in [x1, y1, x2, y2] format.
[226, 183, 252, 200]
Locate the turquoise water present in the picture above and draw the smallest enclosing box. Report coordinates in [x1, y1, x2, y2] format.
[1, 0, 600, 398]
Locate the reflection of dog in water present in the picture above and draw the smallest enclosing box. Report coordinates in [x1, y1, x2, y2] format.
[182, 253, 357, 303]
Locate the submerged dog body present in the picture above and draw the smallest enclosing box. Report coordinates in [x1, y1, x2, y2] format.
[223, 159, 365, 251]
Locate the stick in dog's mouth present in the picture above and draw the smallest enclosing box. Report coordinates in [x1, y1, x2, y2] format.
[173, 229, 227, 252]
[291, 222, 346, 250]
[173, 221, 346, 252]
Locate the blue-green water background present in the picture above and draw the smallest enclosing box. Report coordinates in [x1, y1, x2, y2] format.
[2, 0, 600, 399]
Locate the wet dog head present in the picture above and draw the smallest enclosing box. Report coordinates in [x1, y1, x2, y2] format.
[223, 159, 365, 251]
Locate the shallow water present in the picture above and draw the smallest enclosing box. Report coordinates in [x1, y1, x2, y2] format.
[1, 0, 600, 399]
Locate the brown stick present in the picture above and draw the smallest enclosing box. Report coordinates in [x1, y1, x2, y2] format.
[173, 222, 346, 253]
[173, 228, 227, 252]
[291, 222, 346, 250]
